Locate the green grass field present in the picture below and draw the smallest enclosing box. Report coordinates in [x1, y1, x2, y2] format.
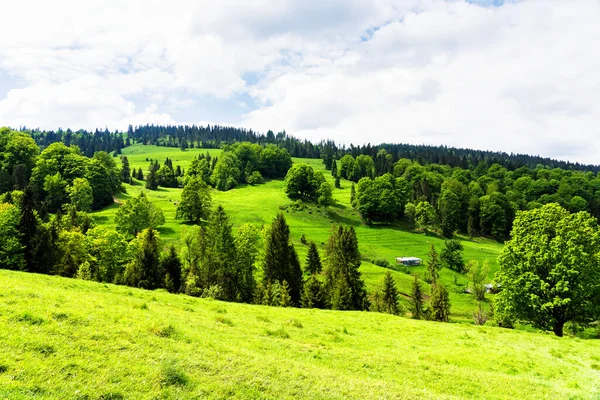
[96, 144, 504, 321]
[1, 270, 599, 399]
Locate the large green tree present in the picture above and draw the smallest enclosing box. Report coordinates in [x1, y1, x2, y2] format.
[0, 202, 25, 270]
[496, 203, 600, 336]
[115, 192, 165, 237]
[67, 177, 93, 212]
[124, 228, 163, 290]
[176, 177, 212, 224]
[283, 164, 325, 201]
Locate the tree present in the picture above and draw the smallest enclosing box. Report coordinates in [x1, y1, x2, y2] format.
[301, 274, 326, 309]
[335, 175, 341, 189]
[430, 283, 451, 322]
[136, 168, 144, 180]
[86, 226, 129, 283]
[325, 225, 367, 310]
[43, 172, 67, 212]
[355, 174, 407, 223]
[467, 260, 489, 301]
[121, 156, 131, 183]
[283, 164, 324, 201]
[331, 158, 338, 177]
[440, 239, 465, 273]
[350, 183, 356, 207]
[381, 271, 400, 315]
[161, 245, 182, 293]
[67, 177, 93, 212]
[115, 192, 165, 237]
[410, 274, 424, 319]
[317, 182, 334, 208]
[339, 155, 355, 180]
[211, 152, 241, 191]
[415, 201, 437, 234]
[19, 185, 38, 272]
[146, 161, 159, 190]
[124, 228, 162, 289]
[262, 213, 303, 305]
[305, 242, 323, 274]
[425, 244, 441, 284]
[439, 189, 461, 237]
[0, 203, 25, 270]
[176, 177, 212, 224]
[234, 223, 260, 303]
[54, 230, 91, 277]
[496, 203, 600, 336]
[280, 280, 292, 307]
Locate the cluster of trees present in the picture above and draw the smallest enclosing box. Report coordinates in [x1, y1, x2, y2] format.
[348, 151, 600, 240]
[1, 128, 122, 215]
[283, 164, 333, 207]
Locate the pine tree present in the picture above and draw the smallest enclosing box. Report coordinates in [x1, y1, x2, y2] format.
[137, 168, 144, 180]
[330, 274, 353, 310]
[19, 185, 39, 272]
[160, 245, 182, 293]
[146, 161, 159, 189]
[381, 271, 400, 315]
[280, 280, 292, 307]
[410, 274, 424, 319]
[206, 205, 238, 301]
[262, 213, 303, 305]
[335, 175, 341, 189]
[305, 242, 322, 274]
[325, 225, 367, 310]
[301, 274, 326, 309]
[121, 156, 131, 183]
[350, 183, 356, 207]
[426, 244, 440, 284]
[124, 228, 162, 290]
[431, 283, 451, 322]
[331, 158, 338, 177]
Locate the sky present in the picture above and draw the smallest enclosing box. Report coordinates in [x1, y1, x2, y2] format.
[1, 0, 599, 164]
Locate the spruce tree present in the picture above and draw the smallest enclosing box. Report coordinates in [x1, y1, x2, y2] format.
[335, 175, 341, 189]
[411, 274, 424, 319]
[280, 280, 292, 307]
[426, 244, 440, 284]
[124, 228, 162, 290]
[331, 158, 338, 177]
[206, 205, 238, 301]
[146, 161, 159, 189]
[121, 156, 131, 183]
[381, 271, 400, 315]
[431, 283, 451, 322]
[350, 183, 356, 207]
[137, 168, 144, 180]
[305, 242, 322, 274]
[301, 274, 326, 309]
[330, 274, 353, 310]
[262, 213, 303, 305]
[325, 226, 367, 310]
[161, 245, 182, 293]
[19, 185, 38, 272]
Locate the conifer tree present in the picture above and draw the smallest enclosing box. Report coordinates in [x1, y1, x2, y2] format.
[206, 205, 238, 301]
[262, 213, 303, 305]
[431, 283, 451, 322]
[136, 168, 144, 180]
[411, 274, 424, 319]
[305, 241, 322, 274]
[301, 274, 326, 309]
[335, 175, 341, 189]
[161, 245, 182, 293]
[426, 244, 440, 284]
[381, 271, 400, 315]
[280, 280, 292, 307]
[146, 161, 159, 189]
[350, 183, 356, 207]
[19, 185, 38, 272]
[124, 228, 162, 290]
[121, 156, 131, 183]
[331, 158, 338, 177]
[325, 225, 367, 310]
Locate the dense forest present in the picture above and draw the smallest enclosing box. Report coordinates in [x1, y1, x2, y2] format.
[20, 124, 600, 172]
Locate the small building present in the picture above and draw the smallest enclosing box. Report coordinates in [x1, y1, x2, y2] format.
[396, 257, 422, 266]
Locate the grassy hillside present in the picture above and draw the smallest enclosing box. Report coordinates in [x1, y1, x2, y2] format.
[93, 144, 505, 321]
[1, 270, 599, 399]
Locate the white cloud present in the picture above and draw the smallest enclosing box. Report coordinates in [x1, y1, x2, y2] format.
[1, 0, 600, 163]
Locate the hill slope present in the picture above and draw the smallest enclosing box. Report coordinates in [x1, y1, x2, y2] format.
[1, 270, 599, 399]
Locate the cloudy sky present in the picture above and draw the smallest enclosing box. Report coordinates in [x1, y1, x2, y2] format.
[1, 0, 599, 163]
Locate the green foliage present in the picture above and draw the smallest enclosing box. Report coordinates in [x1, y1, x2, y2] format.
[161, 245, 182, 293]
[496, 203, 600, 336]
[415, 201, 437, 234]
[355, 174, 408, 223]
[280, 280, 292, 307]
[317, 181, 334, 208]
[0, 202, 25, 270]
[124, 228, 162, 290]
[283, 163, 325, 201]
[425, 245, 440, 284]
[430, 283, 451, 322]
[145, 161, 159, 190]
[115, 192, 165, 237]
[325, 226, 367, 310]
[439, 189, 461, 237]
[381, 271, 401, 315]
[43, 172, 67, 212]
[301, 274, 326, 309]
[67, 177, 93, 212]
[262, 213, 303, 305]
[467, 260, 490, 301]
[410, 274, 424, 320]
[211, 152, 241, 191]
[86, 226, 129, 283]
[305, 242, 322, 274]
[176, 177, 212, 224]
[54, 230, 91, 277]
[440, 239, 465, 273]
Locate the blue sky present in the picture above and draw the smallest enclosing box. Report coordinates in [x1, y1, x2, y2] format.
[1, 0, 599, 164]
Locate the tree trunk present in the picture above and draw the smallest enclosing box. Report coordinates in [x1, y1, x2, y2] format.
[553, 321, 564, 337]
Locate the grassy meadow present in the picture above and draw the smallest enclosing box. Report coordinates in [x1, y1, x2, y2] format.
[94, 144, 503, 321]
[1, 269, 600, 399]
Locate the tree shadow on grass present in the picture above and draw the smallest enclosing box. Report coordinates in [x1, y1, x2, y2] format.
[157, 226, 176, 235]
[325, 210, 362, 227]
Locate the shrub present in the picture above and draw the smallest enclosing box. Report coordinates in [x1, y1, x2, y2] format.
[371, 257, 392, 269]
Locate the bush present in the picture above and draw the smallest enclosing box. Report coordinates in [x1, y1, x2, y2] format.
[371, 257, 393, 270]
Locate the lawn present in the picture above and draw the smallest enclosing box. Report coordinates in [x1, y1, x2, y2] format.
[1, 270, 599, 399]
[94, 144, 505, 320]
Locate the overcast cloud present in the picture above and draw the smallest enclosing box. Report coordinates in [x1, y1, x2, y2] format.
[1, 0, 599, 163]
